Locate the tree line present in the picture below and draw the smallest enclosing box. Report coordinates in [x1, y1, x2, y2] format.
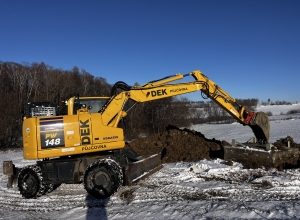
[188, 98, 259, 124]
[261, 98, 293, 106]
[0, 61, 111, 148]
[0, 61, 258, 149]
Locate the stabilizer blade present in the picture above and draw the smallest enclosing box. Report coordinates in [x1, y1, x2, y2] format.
[124, 153, 163, 186]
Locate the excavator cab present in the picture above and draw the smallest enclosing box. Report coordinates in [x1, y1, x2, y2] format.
[73, 97, 110, 113]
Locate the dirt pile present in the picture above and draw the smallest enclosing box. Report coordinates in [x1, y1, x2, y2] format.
[126, 125, 230, 163]
[127, 125, 300, 169]
[273, 136, 300, 150]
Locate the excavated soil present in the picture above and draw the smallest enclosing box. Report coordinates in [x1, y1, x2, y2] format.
[126, 125, 230, 163]
[127, 125, 300, 169]
[273, 136, 300, 150]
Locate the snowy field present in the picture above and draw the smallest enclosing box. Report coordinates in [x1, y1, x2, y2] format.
[191, 117, 300, 144]
[1, 105, 300, 219]
[192, 104, 300, 144]
[257, 103, 300, 116]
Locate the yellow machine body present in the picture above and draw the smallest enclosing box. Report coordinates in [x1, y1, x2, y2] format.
[22, 97, 124, 160]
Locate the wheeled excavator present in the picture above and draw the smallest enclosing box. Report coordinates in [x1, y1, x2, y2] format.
[3, 70, 270, 199]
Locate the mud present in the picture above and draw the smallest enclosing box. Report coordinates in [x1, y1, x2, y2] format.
[273, 136, 300, 150]
[126, 125, 230, 163]
[127, 125, 300, 169]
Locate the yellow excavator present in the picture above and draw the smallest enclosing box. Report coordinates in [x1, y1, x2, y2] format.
[3, 70, 269, 199]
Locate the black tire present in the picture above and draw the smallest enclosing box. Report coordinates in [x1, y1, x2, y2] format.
[17, 165, 45, 199]
[84, 159, 123, 199]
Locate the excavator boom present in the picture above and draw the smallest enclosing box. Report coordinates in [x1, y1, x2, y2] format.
[101, 70, 270, 143]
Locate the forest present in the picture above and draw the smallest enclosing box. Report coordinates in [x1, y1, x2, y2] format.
[0, 61, 259, 149]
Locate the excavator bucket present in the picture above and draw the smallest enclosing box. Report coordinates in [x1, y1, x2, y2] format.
[248, 111, 270, 143]
[124, 153, 163, 185]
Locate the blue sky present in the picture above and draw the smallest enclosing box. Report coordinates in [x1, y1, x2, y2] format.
[1, 0, 300, 103]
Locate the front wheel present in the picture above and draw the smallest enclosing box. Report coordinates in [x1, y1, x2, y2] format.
[84, 159, 123, 199]
[17, 165, 45, 199]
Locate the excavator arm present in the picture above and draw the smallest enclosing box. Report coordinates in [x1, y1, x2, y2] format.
[190, 70, 270, 143]
[100, 70, 270, 143]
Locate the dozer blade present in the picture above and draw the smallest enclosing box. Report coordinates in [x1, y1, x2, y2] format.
[248, 111, 270, 143]
[3, 161, 19, 188]
[124, 153, 163, 186]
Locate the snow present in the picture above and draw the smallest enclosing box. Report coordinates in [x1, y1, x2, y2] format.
[1, 105, 300, 219]
[191, 104, 300, 143]
[257, 103, 300, 116]
[191, 118, 300, 144]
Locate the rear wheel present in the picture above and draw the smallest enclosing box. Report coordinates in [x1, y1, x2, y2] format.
[84, 159, 123, 199]
[17, 165, 45, 199]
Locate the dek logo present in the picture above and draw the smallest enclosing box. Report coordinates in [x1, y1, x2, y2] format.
[80, 119, 91, 145]
[146, 89, 167, 98]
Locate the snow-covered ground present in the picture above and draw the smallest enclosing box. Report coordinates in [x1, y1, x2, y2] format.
[191, 117, 300, 144]
[191, 104, 300, 144]
[1, 105, 300, 219]
[257, 103, 300, 116]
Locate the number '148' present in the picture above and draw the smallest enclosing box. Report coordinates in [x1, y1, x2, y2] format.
[45, 138, 60, 146]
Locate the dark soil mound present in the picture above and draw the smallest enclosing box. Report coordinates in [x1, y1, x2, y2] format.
[273, 136, 300, 150]
[127, 125, 300, 170]
[126, 125, 230, 163]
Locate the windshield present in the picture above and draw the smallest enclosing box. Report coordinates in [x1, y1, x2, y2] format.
[78, 98, 109, 113]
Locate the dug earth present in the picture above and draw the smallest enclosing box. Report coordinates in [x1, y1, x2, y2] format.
[126, 125, 300, 169]
[126, 125, 229, 163]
